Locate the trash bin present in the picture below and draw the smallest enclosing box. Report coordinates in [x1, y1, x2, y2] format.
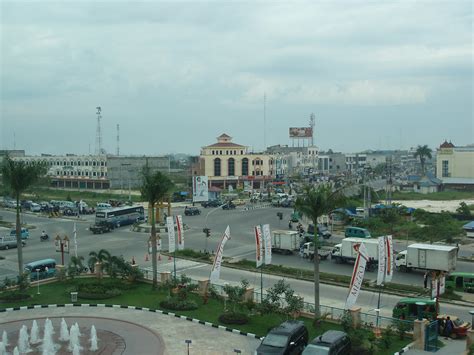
[70, 292, 78, 302]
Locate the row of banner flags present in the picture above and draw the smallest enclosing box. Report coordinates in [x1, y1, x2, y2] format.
[345, 235, 393, 309]
[166, 215, 184, 253]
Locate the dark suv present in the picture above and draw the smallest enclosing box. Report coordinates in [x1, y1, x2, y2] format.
[201, 200, 222, 208]
[184, 206, 201, 216]
[222, 201, 236, 210]
[256, 320, 308, 355]
[302, 330, 351, 355]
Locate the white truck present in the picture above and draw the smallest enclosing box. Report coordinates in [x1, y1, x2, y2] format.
[302, 242, 332, 261]
[331, 237, 379, 271]
[395, 243, 457, 272]
[272, 230, 302, 254]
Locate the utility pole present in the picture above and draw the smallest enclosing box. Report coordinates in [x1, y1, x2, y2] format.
[263, 93, 266, 151]
[95, 107, 102, 155]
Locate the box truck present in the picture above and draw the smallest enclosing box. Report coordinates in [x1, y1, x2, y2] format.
[395, 244, 457, 272]
[272, 230, 302, 254]
[331, 237, 379, 271]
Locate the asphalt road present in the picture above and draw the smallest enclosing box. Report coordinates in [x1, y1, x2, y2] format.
[1, 205, 473, 287]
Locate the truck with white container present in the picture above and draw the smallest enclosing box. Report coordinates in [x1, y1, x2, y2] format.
[395, 243, 457, 272]
[331, 237, 379, 271]
[271, 230, 302, 254]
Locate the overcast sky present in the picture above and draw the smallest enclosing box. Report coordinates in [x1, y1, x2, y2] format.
[1, 1, 472, 156]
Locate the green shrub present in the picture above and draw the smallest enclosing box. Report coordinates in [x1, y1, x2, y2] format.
[78, 288, 122, 299]
[0, 291, 31, 302]
[218, 312, 249, 325]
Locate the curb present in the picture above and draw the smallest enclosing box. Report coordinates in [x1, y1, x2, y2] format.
[0, 303, 263, 340]
[394, 341, 415, 354]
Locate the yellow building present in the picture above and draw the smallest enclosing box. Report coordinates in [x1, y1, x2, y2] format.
[436, 141, 474, 189]
[196, 133, 274, 189]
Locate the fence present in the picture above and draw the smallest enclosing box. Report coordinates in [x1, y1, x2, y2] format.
[138, 267, 414, 330]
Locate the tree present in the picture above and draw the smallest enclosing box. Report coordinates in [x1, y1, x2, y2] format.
[260, 279, 304, 320]
[68, 256, 85, 279]
[456, 202, 471, 217]
[140, 166, 174, 289]
[1, 156, 47, 274]
[223, 280, 249, 314]
[414, 145, 432, 175]
[88, 249, 112, 277]
[295, 184, 346, 318]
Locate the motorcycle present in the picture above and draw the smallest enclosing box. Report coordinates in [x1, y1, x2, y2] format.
[40, 234, 49, 241]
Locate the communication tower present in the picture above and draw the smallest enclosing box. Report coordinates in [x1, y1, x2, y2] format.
[95, 107, 102, 155]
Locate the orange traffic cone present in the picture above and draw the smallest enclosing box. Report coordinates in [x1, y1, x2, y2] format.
[145, 253, 149, 262]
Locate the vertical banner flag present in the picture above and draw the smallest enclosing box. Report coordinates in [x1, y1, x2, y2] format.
[192, 176, 209, 202]
[345, 243, 369, 309]
[255, 225, 263, 268]
[73, 223, 78, 258]
[385, 235, 394, 282]
[166, 216, 175, 253]
[262, 224, 272, 265]
[377, 236, 386, 286]
[210, 226, 231, 283]
[176, 215, 184, 250]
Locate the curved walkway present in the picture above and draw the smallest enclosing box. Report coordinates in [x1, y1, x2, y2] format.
[0, 305, 261, 354]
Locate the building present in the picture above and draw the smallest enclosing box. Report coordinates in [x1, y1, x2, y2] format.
[196, 133, 274, 189]
[12, 154, 169, 190]
[436, 141, 474, 190]
[266, 144, 319, 177]
[318, 150, 347, 175]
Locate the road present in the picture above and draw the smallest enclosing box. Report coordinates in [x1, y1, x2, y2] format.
[1, 205, 473, 285]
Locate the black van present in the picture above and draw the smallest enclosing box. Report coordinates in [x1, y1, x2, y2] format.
[302, 330, 351, 355]
[256, 320, 309, 355]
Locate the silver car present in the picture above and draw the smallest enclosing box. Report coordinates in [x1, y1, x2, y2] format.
[0, 236, 26, 250]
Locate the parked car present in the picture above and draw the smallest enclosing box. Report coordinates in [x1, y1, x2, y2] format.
[302, 330, 351, 355]
[184, 206, 201, 216]
[10, 228, 30, 240]
[30, 203, 41, 212]
[0, 236, 26, 250]
[437, 314, 471, 338]
[280, 199, 294, 208]
[256, 320, 308, 355]
[39, 201, 54, 212]
[222, 201, 236, 210]
[201, 200, 222, 208]
[232, 199, 246, 206]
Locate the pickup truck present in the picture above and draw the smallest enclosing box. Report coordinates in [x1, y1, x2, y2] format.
[90, 222, 114, 234]
[302, 242, 332, 261]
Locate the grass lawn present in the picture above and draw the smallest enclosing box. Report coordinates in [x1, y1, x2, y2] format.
[0, 279, 411, 354]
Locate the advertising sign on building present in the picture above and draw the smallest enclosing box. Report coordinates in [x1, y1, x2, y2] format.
[289, 127, 313, 138]
[192, 176, 209, 202]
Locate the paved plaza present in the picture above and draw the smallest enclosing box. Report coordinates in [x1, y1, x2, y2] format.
[0, 306, 261, 354]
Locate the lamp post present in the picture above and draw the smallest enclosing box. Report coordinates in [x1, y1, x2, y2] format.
[185, 339, 192, 355]
[36, 268, 40, 294]
[55, 235, 70, 265]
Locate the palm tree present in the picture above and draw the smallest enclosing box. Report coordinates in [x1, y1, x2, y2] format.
[68, 256, 85, 278]
[295, 184, 346, 318]
[414, 145, 432, 175]
[140, 166, 174, 289]
[1, 156, 47, 275]
[88, 249, 111, 277]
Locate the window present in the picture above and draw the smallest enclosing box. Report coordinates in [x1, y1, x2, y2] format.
[241, 150, 243, 154]
[212, 150, 214, 155]
[228, 158, 235, 176]
[220, 150, 222, 155]
[442, 160, 449, 177]
[242, 158, 249, 175]
[214, 158, 221, 176]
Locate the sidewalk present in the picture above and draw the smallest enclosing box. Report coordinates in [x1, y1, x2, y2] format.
[402, 337, 467, 354]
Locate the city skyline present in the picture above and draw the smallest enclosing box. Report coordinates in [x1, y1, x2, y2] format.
[1, 1, 472, 155]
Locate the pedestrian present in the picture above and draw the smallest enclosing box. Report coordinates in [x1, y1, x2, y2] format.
[455, 243, 459, 256]
[423, 272, 428, 289]
[131, 256, 136, 265]
[444, 316, 454, 338]
[288, 220, 293, 230]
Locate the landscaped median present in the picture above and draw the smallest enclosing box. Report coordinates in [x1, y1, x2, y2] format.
[0, 277, 412, 355]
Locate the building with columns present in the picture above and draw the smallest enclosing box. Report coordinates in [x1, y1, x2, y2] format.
[195, 134, 274, 189]
[436, 140, 474, 190]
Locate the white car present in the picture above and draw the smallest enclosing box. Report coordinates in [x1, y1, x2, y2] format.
[30, 203, 41, 212]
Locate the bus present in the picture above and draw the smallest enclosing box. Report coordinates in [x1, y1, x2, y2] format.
[24, 258, 57, 280]
[95, 205, 145, 228]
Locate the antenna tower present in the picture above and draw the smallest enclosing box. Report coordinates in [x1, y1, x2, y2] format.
[116, 124, 120, 156]
[263, 93, 266, 151]
[309, 113, 315, 146]
[95, 106, 102, 155]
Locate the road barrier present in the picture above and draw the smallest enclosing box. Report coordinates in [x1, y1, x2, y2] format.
[49, 212, 61, 218]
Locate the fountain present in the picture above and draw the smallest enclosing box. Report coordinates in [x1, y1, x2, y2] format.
[42, 322, 55, 355]
[72, 343, 80, 355]
[59, 318, 70, 341]
[0, 341, 6, 355]
[74, 322, 82, 336]
[18, 324, 30, 353]
[1, 330, 8, 346]
[90, 325, 98, 351]
[68, 324, 81, 352]
[45, 318, 55, 335]
[30, 319, 40, 344]
[13, 346, 19, 355]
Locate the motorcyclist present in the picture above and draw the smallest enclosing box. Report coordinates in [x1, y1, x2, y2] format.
[40, 230, 49, 240]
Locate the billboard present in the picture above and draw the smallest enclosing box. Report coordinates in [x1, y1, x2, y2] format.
[289, 127, 313, 138]
[192, 176, 209, 202]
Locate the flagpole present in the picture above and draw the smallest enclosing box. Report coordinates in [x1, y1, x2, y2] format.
[376, 236, 386, 329]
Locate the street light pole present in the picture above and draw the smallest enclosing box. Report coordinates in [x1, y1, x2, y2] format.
[36, 268, 40, 294]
